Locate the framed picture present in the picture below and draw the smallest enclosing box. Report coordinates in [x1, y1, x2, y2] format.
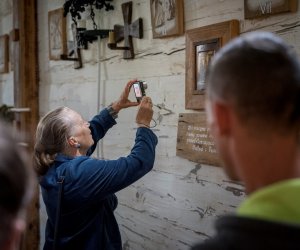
[150, 0, 184, 38]
[185, 20, 239, 110]
[244, 0, 297, 19]
[9, 29, 19, 71]
[0, 34, 9, 74]
[48, 8, 67, 60]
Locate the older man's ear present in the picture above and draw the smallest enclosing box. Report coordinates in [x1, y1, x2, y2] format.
[206, 100, 232, 138]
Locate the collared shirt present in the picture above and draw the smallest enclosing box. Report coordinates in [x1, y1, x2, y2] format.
[238, 178, 300, 225]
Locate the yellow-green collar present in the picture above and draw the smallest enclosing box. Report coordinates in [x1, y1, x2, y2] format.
[238, 179, 300, 225]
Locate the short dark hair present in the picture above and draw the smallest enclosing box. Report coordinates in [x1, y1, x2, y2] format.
[207, 31, 300, 132]
[0, 120, 33, 246]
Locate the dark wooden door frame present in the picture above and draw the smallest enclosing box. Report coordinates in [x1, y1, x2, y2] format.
[13, 0, 39, 249]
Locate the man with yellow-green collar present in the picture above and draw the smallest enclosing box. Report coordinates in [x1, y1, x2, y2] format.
[192, 31, 300, 250]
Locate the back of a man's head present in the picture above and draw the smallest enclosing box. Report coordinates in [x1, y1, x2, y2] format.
[207, 31, 300, 133]
[0, 121, 33, 249]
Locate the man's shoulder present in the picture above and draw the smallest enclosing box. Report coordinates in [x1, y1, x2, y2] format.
[191, 215, 300, 250]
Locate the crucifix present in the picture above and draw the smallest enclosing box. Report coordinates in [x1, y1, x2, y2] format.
[111, 1, 143, 59]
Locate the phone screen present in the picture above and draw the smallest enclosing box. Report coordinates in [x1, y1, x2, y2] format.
[133, 83, 142, 98]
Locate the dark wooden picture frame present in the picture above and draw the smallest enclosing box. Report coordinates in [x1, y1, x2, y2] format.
[244, 0, 298, 19]
[48, 8, 67, 60]
[9, 29, 19, 72]
[0, 34, 9, 74]
[150, 0, 184, 38]
[185, 20, 239, 110]
[176, 112, 221, 166]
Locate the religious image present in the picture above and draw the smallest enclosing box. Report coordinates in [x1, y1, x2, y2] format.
[244, 0, 297, 19]
[48, 8, 66, 60]
[195, 39, 219, 92]
[150, 0, 183, 38]
[196, 48, 215, 91]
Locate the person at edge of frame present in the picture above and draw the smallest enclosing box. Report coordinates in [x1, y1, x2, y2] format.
[0, 120, 34, 250]
[192, 31, 300, 250]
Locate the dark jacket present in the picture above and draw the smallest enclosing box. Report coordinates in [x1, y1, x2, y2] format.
[191, 215, 300, 250]
[40, 109, 158, 250]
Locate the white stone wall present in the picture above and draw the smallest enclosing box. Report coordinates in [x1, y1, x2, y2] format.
[0, 0, 14, 106]
[35, 0, 299, 249]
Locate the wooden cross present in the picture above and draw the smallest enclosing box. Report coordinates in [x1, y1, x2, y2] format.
[114, 1, 143, 59]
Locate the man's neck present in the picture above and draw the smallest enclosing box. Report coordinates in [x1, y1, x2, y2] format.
[234, 132, 300, 194]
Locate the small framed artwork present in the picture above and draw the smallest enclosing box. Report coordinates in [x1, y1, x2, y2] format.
[150, 0, 184, 38]
[48, 8, 67, 60]
[244, 0, 297, 19]
[0, 34, 9, 74]
[9, 29, 19, 71]
[185, 20, 239, 110]
[195, 39, 219, 92]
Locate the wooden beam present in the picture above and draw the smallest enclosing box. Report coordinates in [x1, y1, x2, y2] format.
[13, 0, 40, 249]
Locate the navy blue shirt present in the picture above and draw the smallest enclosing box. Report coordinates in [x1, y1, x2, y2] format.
[40, 109, 158, 250]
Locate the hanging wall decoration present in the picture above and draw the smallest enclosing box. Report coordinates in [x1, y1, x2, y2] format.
[63, 0, 114, 25]
[48, 8, 67, 60]
[0, 34, 9, 74]
[60, 0, 114, 68]
[150, 0, 184, 38]
[62, 1, 143, 65]
[244, 0, 297, 19]
[176, 112, 221, 166]
[9, 29, 19, 71]
[185, 20, 239, 110]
